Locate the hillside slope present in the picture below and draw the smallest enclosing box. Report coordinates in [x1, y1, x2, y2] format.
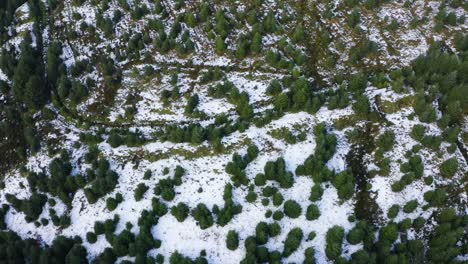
[0, 0, 467, 263]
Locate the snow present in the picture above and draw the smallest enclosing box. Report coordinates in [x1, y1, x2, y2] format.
[0, 69, 8, 82]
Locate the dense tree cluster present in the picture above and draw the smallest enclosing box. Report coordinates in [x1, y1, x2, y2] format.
[391, 154, 423, 192]
[332, 169, 355, 200]
[90, 210, 161, 262]
[154, 165, 185, 201]
[327, 85, 350, 110]
[0, 233, 88, 263]
[213, 184, 242, 226]
[325, 225, 344, 261]
[208, 79, 254, 121]
[424, 188, 447, 208]
[13, 26, 48, 111]
[5, 192, 47, 222]
[27, 152, 86, 206]
[107, 129, 146, 148]
[408, 42, 467, 127]
[161, 119, 240, 147]
[84, 158, 119, 204]
[0, 1, 27, 43]
[169, 251, 207, 264]
[262, 157, 294, 188]
[191, 203, 214, 230]
[225, 145, 259, 186]
[240, 222, 285, 263]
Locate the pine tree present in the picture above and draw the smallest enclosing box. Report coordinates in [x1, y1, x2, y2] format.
[274, 93, 289, 111]
[325, 226, 344, 260]
[235, 35, 249, 59]
[199, 2, 210, 22]
[185, 11, 196, 27]
[171, 202, 189, 222]
[226, 230, 239, 250]
[293, 25, 305, 43]
[283, 228, 303, 257]
[251, 32, 262, 54]
[284, 200, 302, 218]
[263, 12, 276, 33]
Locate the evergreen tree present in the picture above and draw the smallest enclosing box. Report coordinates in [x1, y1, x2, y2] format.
[250, 32, 262, 54]
[226, 230, 239, 250]
[263, 12, 276, 33]
[293, 25, 305, 43]
[440, 157, 458, 178]
[283, 200, 302, 218]
[283, 227, 303, 257]
[306, 204, 320, 220]
[191, 203, 213, 229]
[171, 202, 189, 222]
[325, 226, 344, 260]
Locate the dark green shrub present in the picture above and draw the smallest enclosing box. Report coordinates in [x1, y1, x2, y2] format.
[309, 185, 323, 201]
[325, 226, 344, 260]
[307, 232, 317, 242]
[440, 158, 458, 178]
[346, 227, 364, 245]
[255, 222, 269, 245]
[226, 230, 239, 250]
[262, 186, 278, 197]
[283, 200, 302, 218]
[306, 204, 320, 220]
[273, 211, 284, 221]
[86, 232, 97, 243]
[413, 217, 425, 230]
[379, 223, 398, 243]
[377, 130, 395, 152]
[269, 223, 281, 237]
[245, 191, 257, 203]
[171, 202, 189, 222]
[152, 198, 168, 216]
[143, 170, 152, 180]
[403, 200, 418, 213]
[411, 125, 426, 141]
[191, 203, 213, 229]
[272, 192, 283, 206]
[94, 221, 105, 235]
[283, 227, 303, 257]
[106, 194, 122, 211]
[304, 247, 316, 264]
[254, 173, 267, 186]
[332, 170, 355, 200]
[399, 218, 412, 231]
[388, 204, 400, 219]
[134, 183, 149, 201]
